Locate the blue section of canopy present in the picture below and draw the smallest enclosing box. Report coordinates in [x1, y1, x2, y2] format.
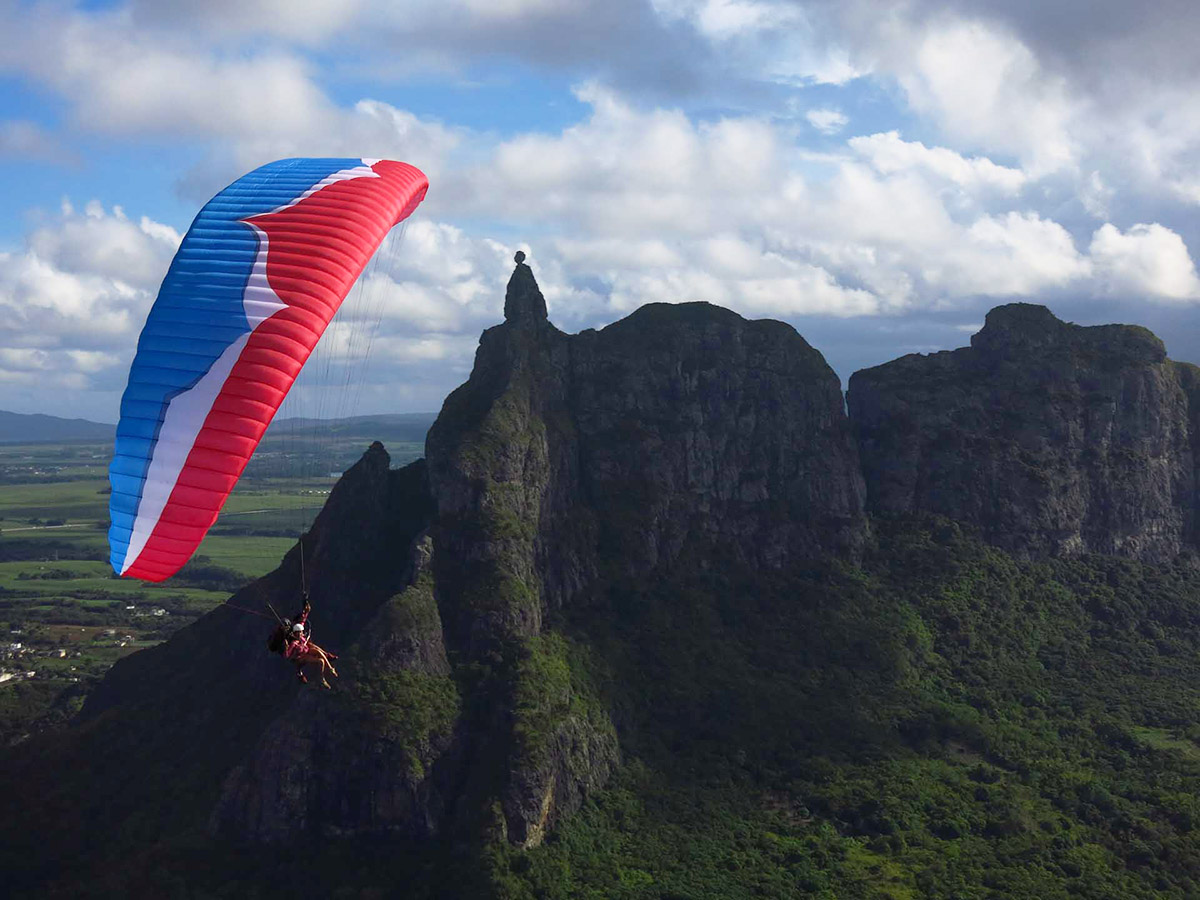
[108, 158, 362, 573]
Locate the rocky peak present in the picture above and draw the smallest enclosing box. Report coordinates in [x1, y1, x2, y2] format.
[971, 302, 1167, 368]
[569, 300, 867, 573]
[970, 303, 1069, 357]
[503, 252, 549, 324]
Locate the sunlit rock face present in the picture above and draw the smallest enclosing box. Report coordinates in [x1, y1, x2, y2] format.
[848, 303, 1198, 561]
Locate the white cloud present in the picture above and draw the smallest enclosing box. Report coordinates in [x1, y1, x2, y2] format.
[898, 20, 1075, 175]
[806, 108, 847, 135]
[26, 209, 180, 289]
[462, 84, 788, 240]
[650, 0, 862, 84]
[1089, 223, 1200, 302]
[172, 100, 462, 208]
[0, 203, 179, 397]
[0, 5, 327, 139]
[1080, 170, 1114, 219]
[0, 3, 460, 191]
[849, 131, 1026, 194]
[7, 0, 1199, 231]
[443, 89, 1200, 324]
[554, 237, 684, 272]
[951, 212, 1090, 295]
[794, 2, 1200, 226]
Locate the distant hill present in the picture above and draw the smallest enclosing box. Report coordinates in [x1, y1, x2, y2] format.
[0, 410, 437, 446]
[0, 411, 115, 444]
[263, 411, 437, 445]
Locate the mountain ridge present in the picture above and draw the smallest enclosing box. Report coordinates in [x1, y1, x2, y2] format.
[0, 410, 115, 443]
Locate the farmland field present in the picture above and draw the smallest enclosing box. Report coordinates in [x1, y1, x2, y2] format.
[0, 418, 429, 744]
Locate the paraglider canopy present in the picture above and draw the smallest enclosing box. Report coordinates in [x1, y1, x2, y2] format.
[108, 158, 428, 582]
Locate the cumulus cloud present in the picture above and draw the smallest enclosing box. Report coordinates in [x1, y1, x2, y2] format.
[0, 6, 327, 139]
[650, 0, 862, 85]
[0, 203, 178, 396]
[178, 99, 463, 207]
[1089, 223, 1200, 302]
[611, 0, 1200, 239]
[805, 108, 847, 135]
[849, 131, 1026, 195]
[950, 212, 1090, 296]
[438, 89, 1200, 327]
[8, 0, 1199, 214]
[0, 2, 460, 196]
[2, 0, 715, 121]
[792, 2, 1200, 224]
[890, 19, 1076, 175]
[865, 0, 1200, 92]
[27, 202, 181, 288]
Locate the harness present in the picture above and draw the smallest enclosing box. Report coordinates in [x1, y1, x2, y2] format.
[283, 633, 310, 661]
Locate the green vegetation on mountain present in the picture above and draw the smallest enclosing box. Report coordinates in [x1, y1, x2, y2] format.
[494, 518, 1200, 899]
[29, 514, 1200, 899]
[40, 513, 1195, 899]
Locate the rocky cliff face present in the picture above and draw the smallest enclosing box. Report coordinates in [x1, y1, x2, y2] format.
[570, 300, 866, 574]
[429, 262, 865, 613]
[422, 260, 864, 846]
[848, 303, 1198, 561]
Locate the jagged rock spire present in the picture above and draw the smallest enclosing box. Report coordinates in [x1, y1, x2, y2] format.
[504, 251, 548, 323]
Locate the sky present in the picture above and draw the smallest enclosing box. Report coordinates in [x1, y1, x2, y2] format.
[2, 0, 1200, 421]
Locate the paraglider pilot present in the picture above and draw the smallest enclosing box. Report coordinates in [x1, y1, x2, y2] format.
[268, 595, 338, 688]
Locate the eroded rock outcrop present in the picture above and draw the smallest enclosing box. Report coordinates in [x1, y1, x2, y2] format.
[571, 301, 865, 575]
[848, 303, 1197, 561]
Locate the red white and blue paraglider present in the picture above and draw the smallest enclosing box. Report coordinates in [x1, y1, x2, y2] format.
[108, 158, 428, 581]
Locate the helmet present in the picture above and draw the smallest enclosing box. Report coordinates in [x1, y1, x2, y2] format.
[292, 623, 305, 633]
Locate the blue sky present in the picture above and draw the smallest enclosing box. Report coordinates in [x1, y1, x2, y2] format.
[2, 0, 1200, 421]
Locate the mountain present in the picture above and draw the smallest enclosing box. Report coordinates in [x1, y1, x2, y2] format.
[5, 264, 1200, 899]
[0, 410, 115, 443]
[849, 302, 1200, 561]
